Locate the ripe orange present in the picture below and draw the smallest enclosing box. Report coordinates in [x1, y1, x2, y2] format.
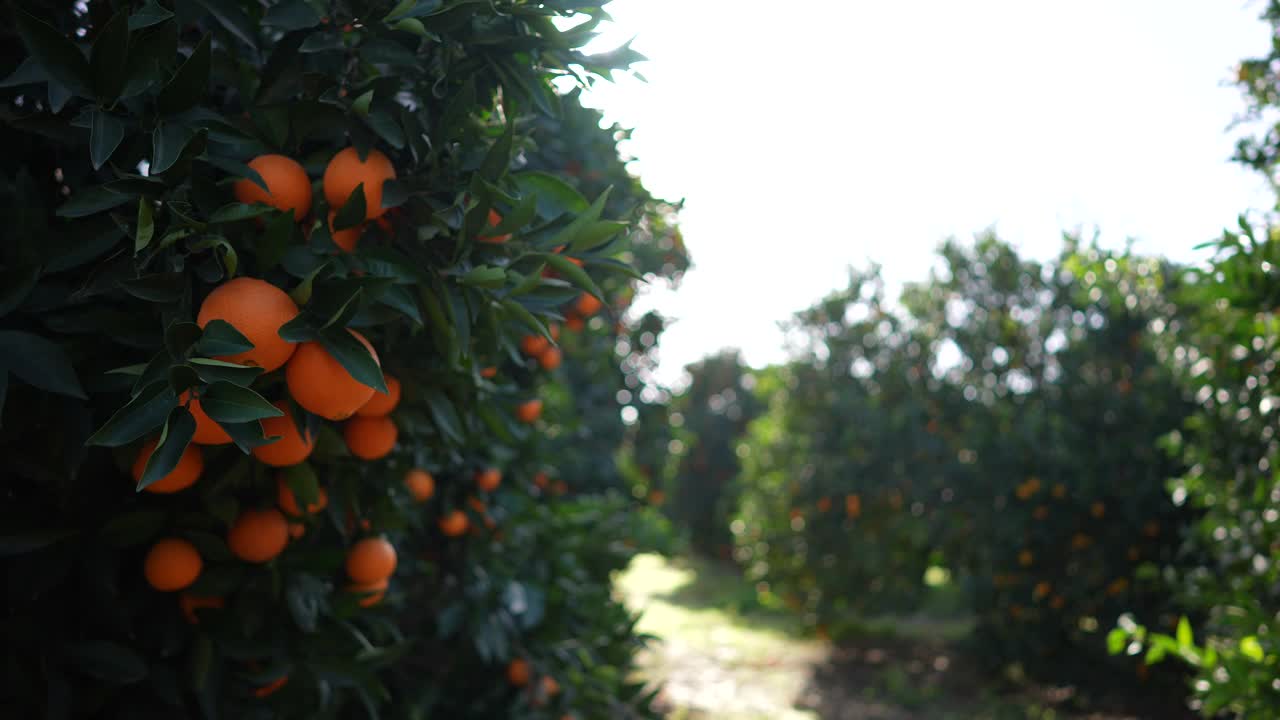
[356, 375, 401, 416]
[344, 415, 398, 460]
[466, 497, 486, 513]
[233, 154, 312, 222]
[520, 334, 550, 357]
[816, 497, 832, 513]
[288, 522, 306, 539]
[348, 578, 389, 607]
[328, 210, 362, 252]
[439, 510, 469, 537]
[277, 476, 328, 516]
[252, 401, 316, 467]
[286, 331, 380, 420]
[404, 469, 435, 502]
[564, 312, 585, 332]
[132, 438, 203, 493]
[507, 658, 530, 686]
[323, 147, 396, 220]
[477, 209, 510, 244]
[347, 536, 397, 583]
[537, 347, 562, 371]
[179, 593, 224, 624]
[573, 292, 602, 317]
[182, 391, 232, 445]
[845, 494, 861, 518]
[542, 675, 560, 697]
[475, 468, 501, 493]
[533, 471, 549, 489]
[515, 399, 543, 424]
[227, 508, 290, 563]
[480, 366, 498, 378]
[144, 538, 203, 591]
[197, 277, 300, 371]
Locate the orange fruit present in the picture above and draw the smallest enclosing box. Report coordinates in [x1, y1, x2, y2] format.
[227, 508, 290, 563]
[179, 594, 224, 624]
[346, 536, 397, 583]
[132, 438, 203, 494]
[404, 469, 435, 502]
[551, 480, 568, 496]
[507, 658, 530, 686]
[277, 477, 328, 516]
[548, 323, 561, 342]
[323, 147, 396, 220]
[542, 675, 560, 697]
[253, 675, 289, 698]
[356, 375, 401, 417]
[348, 578, 389, 607]
[475, 468, 502, 493]
[327, 210, 362, 253]
[816, 497, 831, 513]
[288, 522, 306, 539]
[182, 391, 232, 445]
[564, 312, 585, 332]
[286, 331, 380, 420]
[233, 154, 312, 222]
[480, 366, 498, 379]
[439, 510, 469, 537]
[477, 208, 510, 243]
[573, 293, 602, 317]
[533, 472, 549, 489]
[537, 347, 562, 371]
[144, 538, 203, 591]
[648, 489, 665, 505]
[466, 497, 486, 513]
[252, 401, 316, 467]
[520, 334, 550, 357]
[344, 415, 398, 460]
[197, 277, 300, 371]
[515, 399, 543, 424]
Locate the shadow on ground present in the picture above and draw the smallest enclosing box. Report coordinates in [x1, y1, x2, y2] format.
[616, 553, 1194, 720]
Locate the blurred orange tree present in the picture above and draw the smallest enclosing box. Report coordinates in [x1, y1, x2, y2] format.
[0, 1, 677, 717]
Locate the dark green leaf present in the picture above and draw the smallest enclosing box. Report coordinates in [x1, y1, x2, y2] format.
[151, 122, 197, 175]
[460, 265, 506, 288]
[189, 0, 259, 49]
[136, 406, 196, 491]
[422, 388, 463, 443]
[317, 327, 387, 393]
[189, 358, 263, 386]
[100, 509, 168, 547]
[165, 321, 203, 359]
[131, 351, 171, 397]
[209, 203, 274, 224]
[157, 34, 211, 115]
[0, 58, 46, 88]
[514, 171, 589, 218]
[87, 382, 177, 446]
[135, 199, 155, 252]
[0, 330, 87, 399]
[0, 264, 40, 318]
[192, 319, 254, 357]
[200, 155, 267, 191]
[121, 272, 185, 302]
[478, 119, 514, 182]
[13, 7, 93, 97]
[222, 419, 273, 452]
[130, 1, 174, 30]
[198, 382, 283, 423]
[542, 253, 604, 301]
[0, 527, 75, 556]
[57, 186, 131, 218]
[63, 642, 148, 684]
[286, 574, 324, 633]
[334, 183, 367, 230]
[280, 463, 320, 507]
[91, 9, 131, 102]
[264, 0, 322, 31]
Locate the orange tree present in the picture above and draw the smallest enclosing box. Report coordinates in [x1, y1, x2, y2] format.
[0, 1, 673, 717]
[735, 235, 1197, 692]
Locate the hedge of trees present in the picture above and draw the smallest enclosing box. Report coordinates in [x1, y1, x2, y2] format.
[0, 1, 679, 718]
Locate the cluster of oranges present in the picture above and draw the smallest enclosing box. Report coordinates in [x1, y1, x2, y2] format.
[506, 658, 563, 711]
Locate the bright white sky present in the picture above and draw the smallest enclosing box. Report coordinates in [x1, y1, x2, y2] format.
[578, 1, 1277, 384]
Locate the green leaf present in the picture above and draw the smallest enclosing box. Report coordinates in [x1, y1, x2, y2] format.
[189, 0, 258, 50]
[151, 122, 197, 175]
[130, 352, 171, 397]
[0, 330, 87, 399]
[165, 321, 204, 360]
[1240, 636, 1264, 662]
[0, 264, 40, 318]
[392, 18, 427, 36]
[129, 1, 174, 30]
[62, 642, 148, 684]
[0, 58, 47, 88]
[460, 266, 506, 288]
[0, 527, 76, 556]
[571, 220, 628, 253]
[137, 406, 196, 491]
[188, 234, 237, 277]
[135, 199, 155, 252]
[280, 463, 320, 508]
[192, 319, 254, 357]
[384, 0, 443, 21]
[286, 574, 324, 633]
[334, 183, 367, 230]
[157, 34, 211, 115]
[478, 119, 514, 182]
[422, 388, 464, 443]
[1176, 616, 1193, 649]
[57, 185, 131, 218]
[317, 328, 387, 393]
[352, 89, 374, 117]
[188, 358, 263, 386]
[13, 7, 93, 97]
[1106, 628, 1127, 655]
[91, 9, 131, 102]
[514, 171, 589, 218]
[263, 0, 322, 31]
[121, 272, 186, 303]
[500, 298, 550, 341]
[209, 203, 274, 224]
[200, 155, 267, 191]
[542, 253, 604, 302]
[198, 382, 283, 423]
[87, 382, 177, 447]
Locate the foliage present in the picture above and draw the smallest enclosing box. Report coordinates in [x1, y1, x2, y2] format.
[0, 1, 680, 717]
[734, 234, 1197, 690]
